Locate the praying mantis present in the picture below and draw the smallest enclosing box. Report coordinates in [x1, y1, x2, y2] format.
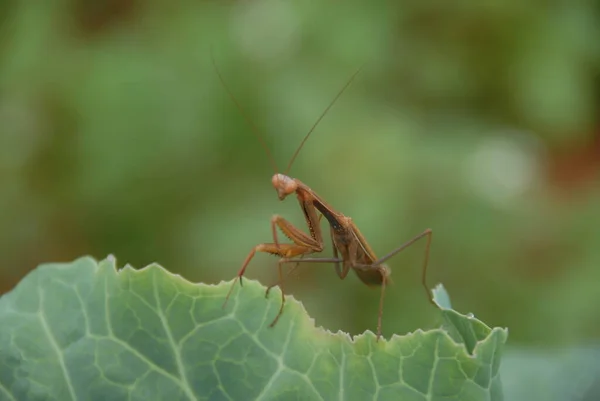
[214, 53, 434, 341]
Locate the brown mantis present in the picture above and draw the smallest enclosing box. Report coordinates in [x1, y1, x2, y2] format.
[214, 53, 434, 341]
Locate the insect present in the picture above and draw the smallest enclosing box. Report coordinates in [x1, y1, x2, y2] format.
[213, 52, 434, 341]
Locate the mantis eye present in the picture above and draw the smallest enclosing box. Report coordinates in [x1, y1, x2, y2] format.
[283, 178, 297, 194]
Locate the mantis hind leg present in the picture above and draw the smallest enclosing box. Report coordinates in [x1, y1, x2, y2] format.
[265, 256, 304, 298]
[368, 229, 433, 304]
[377, 271, 389, 342]
[265, 257, 304, 329]
[267, 259, 291, 328]
[354, 228, 433, 341]
[266, 256, 344, 328]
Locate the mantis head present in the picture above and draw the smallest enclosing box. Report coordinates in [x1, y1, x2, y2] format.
[272, 173, 298, 200]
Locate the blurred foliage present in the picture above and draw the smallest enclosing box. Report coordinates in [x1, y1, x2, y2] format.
[501, 346, 600, 401]
[0, 0, 600, 390]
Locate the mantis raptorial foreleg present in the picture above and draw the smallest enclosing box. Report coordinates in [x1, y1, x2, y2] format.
[223, 200, 324, 307]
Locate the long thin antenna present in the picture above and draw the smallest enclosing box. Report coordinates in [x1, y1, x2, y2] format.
[210, 48, 279, 174]
[284, 66, 363, 175]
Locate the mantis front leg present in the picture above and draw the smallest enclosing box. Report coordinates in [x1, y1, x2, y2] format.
[264, 214, 328, 295]
[264, 223, 340, 326]
[222, 204, 324, 309]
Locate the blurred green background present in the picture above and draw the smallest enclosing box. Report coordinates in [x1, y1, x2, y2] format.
[1, 1, 600, 398]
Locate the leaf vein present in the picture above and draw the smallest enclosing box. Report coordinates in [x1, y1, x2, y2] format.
[339, 349, 346, 401]
[366, 341, 381, 400]
[104, 271, 114, 337]
[37, 290, 77, 401]
[0, 382, 17, 401]
[254, 319, 296, 401]
[152, 273, 199, 401]
[426, 336, 441, 401]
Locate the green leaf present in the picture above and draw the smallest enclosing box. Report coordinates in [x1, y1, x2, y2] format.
[433, 284, 500, 355]
[432, 283, 453, 309]
[0, 256, 508, 401]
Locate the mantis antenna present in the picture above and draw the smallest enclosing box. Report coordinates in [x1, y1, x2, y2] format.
[284, 66, 363, 175]
[210, 48, 279, 174]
